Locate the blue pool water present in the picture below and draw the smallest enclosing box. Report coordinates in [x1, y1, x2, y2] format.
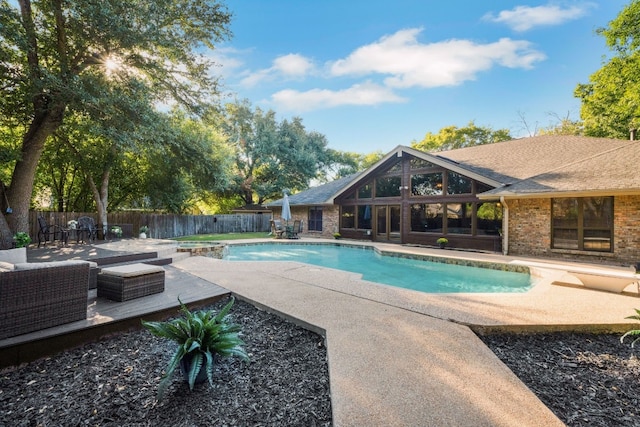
[225, 244, 532, 294]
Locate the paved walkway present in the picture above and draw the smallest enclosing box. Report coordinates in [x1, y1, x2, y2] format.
[173, 239, 640, 427]
[12, 238, 640, 426]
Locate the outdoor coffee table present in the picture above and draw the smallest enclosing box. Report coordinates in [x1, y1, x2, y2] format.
[97, 263, 165, 302]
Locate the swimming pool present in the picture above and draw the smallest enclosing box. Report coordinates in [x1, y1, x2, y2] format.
[224, 243, 533, 294]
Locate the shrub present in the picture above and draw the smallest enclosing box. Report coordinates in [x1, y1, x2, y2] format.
[13, 232, 31, 248]
[621, 308, 640, 347]
[142, 298, 249, 399]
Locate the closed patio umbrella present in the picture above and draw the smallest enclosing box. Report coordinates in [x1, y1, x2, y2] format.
[282, 192, 292, 225]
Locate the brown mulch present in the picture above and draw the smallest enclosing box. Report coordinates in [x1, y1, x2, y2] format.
[0, 298, 332, 426]
[480, 332, 640, 427]
[3, 295, 640, 426]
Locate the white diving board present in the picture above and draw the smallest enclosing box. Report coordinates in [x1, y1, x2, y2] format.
[510, 260, 639, 294]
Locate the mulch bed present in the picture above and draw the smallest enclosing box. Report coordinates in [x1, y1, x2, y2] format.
[481, 332, 640, 427]
[3, 295, 640, 427]
[0, 299, 332, 426]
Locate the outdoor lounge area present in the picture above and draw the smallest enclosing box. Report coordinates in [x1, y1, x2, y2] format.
[2, 238, 640, 425]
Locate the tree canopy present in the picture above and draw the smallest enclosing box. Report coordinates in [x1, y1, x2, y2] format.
[411, 121, 512, 153]
[219, 100, 337, 205]
[575, 0, 640, 139]
[0, 0, 232, 246]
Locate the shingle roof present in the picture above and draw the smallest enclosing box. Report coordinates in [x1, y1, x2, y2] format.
[266, 173, 362, 206]
[437, 135, 640, 197]
[269, 135, 640, 204]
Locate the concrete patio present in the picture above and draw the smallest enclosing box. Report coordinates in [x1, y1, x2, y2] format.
[175, 238, 640, 426]
[5, 237, 640, 426]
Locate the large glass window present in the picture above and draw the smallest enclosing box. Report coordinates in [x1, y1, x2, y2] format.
[446, 203, 472, 234]
[552, 197, 613, 252]
[476, 182, 494, 194]
[410, 158, 435, 169]
[411, 173, 443, 196]
[308, 207, 323, 231]
[410, 203, 443, 232]
[447, 172, 472, 195]
[341, 205, 356, 229]
[358, 205, 372, 229]
[358, 183, 372, 199]
[477, 202, 503, 235]
[375, 176, 401, 197]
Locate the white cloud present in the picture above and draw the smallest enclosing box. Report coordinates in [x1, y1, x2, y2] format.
[271, 81, 406, 112]
[240, 53, 315, 87]
[203, 47, 246, 80]
[272, 54, 314, 77]
[483, 3, 595, 32]
[329, 28, 546, 88]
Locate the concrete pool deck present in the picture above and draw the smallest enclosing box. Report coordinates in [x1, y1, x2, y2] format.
[170, 238, 640, 427]
[21, 237, 639, 426]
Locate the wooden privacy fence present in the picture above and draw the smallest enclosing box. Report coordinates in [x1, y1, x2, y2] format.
[29, 211, 273, 240]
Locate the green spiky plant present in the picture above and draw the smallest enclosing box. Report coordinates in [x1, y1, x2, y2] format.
[620, 308, 640, 347]
[142, 297, 249, 399]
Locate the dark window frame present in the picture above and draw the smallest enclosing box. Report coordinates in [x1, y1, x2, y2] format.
[308, 206, 323, 231]
[551, 197, 613, 252]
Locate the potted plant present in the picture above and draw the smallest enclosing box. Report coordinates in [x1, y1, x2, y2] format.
[110, 225, 123, 238]
[436, 237, 448, 249]
[141, 297, 249, 399]
[333, 232, 341, 240]
[139, 225, 149, 239]
[13, 232, 31, 248]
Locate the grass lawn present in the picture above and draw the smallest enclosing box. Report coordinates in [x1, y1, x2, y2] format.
[172, 232, 270, 241]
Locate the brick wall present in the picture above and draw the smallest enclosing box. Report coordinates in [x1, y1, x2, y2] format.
[614, 195, 640, 264]
[507, 198, 551, 258]
[272, 205, 339, 239]
[508, 196, 640, 266]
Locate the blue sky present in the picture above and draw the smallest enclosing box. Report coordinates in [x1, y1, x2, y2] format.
[211, 1, 628, 154]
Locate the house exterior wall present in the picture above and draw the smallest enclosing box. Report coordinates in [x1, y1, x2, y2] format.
[507, 195, 640, 266]
[272, 205, 339, 239]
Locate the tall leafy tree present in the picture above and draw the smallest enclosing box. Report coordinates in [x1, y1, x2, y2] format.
[411, 121, 512, 153]
[0, 0, 231, 247]
[575, 0, 640, 138]
[220, 100, 330, 205]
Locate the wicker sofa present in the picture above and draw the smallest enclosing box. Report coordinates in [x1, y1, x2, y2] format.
[0, 261, 91, 340]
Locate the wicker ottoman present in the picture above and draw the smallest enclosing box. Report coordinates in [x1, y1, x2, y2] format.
[97, 263, 165, 302]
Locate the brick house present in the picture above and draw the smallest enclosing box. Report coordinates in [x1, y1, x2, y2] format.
[268, 135, 640, 265]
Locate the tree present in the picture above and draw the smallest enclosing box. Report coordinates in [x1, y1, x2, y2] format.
[0, 0, 231, 247]
[141, 111, 234, 213]
[220, 101, 330, 205]
[538, 112, 584, 136]
[411, 121, 512, 153]
[575, 0, 640, 138]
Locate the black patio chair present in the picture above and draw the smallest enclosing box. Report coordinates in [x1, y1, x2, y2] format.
[37, 214, 69, 247]
[289, 220, 302, 239]
[77, 216, 98, 243]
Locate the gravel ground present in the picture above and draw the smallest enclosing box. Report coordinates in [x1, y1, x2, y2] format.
[0, 298, 332, 427]
[481, 331, 640, 427]
[2, 296, 640, 427]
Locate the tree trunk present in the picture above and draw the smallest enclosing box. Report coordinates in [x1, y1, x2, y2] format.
[6, 106, 66, 233]
[86, 169, 110, 236]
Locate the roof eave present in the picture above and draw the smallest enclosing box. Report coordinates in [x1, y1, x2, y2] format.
[478, 188, 640, 200]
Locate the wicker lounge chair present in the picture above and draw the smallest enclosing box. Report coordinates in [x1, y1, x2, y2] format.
[0, 261, 89, 339]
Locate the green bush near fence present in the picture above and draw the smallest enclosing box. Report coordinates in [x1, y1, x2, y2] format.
[173, 232, 269, 241]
